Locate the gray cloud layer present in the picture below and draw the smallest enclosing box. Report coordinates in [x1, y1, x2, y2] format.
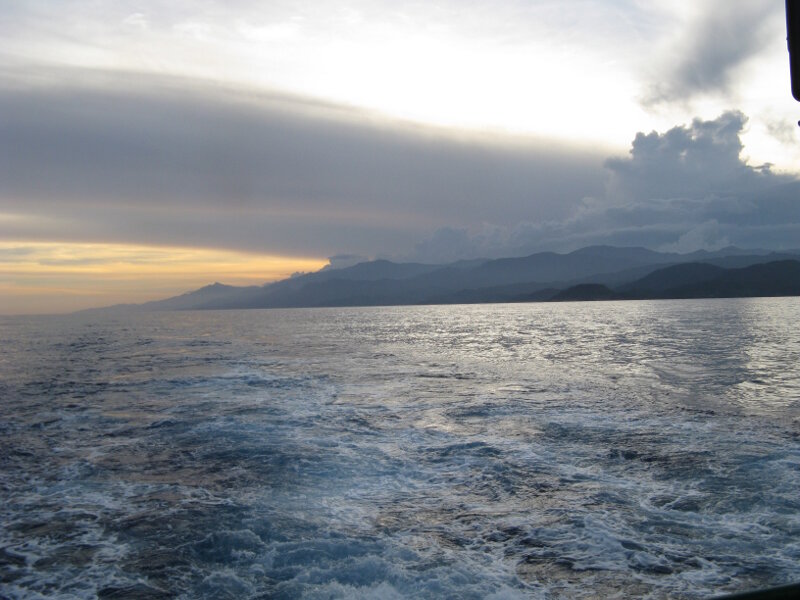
[604, 111, 772, 200]
[2, 69, 798, 265]
[407, 112, 800, 260]
[0, 69, 605, 258]
[643, 1, 779, 105]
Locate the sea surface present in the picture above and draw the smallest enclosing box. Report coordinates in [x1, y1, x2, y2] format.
[1, 299, 799, 599]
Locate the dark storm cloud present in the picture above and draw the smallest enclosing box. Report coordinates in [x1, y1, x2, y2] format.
[0, 68, 605, 258]
[406, 112, 800, 259]
[603, 111, 772, 200]
[598, 112, 799, 250]
[643, 1, 779, 105]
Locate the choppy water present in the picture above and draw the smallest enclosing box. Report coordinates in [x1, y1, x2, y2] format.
[1, 299, 799, 599]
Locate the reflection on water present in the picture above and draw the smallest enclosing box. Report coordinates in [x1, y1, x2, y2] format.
[1, 298, 799, 599]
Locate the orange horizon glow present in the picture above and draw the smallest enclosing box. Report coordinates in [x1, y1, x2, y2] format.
[0, 241, 329, 315]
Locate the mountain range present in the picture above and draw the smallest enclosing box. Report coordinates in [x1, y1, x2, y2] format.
[87, 245, 800, 313]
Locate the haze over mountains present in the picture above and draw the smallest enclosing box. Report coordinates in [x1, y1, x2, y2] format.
[86, 245, 800, 314]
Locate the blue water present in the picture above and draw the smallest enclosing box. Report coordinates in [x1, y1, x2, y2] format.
[1, 299, 799, 599]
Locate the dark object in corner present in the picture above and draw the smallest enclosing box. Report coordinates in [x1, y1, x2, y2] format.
[788, 0, 800, 101]
[712, 581, 800, 600]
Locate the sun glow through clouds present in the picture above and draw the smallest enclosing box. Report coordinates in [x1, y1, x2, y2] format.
[6, 1, 793, 161]
[1, 1, 799, 314]
[0, 242, 327, 315]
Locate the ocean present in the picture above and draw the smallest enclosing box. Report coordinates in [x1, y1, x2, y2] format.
[1, 299, 799, 599]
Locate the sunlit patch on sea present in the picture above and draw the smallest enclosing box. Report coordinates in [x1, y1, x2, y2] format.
[1, 299, 799, 598]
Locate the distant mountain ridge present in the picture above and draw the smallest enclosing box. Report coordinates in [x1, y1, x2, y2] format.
[81, 246, 800, 314]
[557, 260, 800, 301]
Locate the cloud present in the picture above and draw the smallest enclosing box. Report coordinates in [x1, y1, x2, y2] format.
[603, 111, 772, 200]
[765, 117, 800, 146]
[563, 111, 800, 253]
[660, 220, 729, 254]
[3, 68, 798, 267]
[643, 1, 780, 105]
[0, 246, 37, 262]
[0, 67, 605, 258]
[405, 112, 800, 260]
[322, 254, 370, 270]
[407, 225, 513, 263]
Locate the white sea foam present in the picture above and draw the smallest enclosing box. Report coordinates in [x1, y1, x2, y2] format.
[1, 299, 799, 598]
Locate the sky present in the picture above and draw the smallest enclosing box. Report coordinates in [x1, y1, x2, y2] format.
[1, 0, 800, 313]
